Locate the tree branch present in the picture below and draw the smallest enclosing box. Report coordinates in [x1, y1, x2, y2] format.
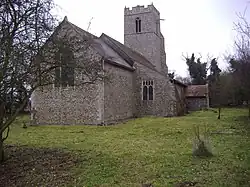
[2, 126, 10, 142]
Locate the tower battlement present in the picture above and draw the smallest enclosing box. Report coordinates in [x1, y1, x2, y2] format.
[124, 4, 160, 15]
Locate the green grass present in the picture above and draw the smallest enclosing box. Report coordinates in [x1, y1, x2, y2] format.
[5, 108, 250, 186]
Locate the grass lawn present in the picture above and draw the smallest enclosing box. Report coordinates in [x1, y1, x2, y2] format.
[1, 108, 250, 187]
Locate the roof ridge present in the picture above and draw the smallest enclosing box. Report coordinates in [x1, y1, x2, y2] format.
[100, 33, 157, 69]
[60, 17, 98, 42]
[103, 34, 152, 63]
[67, 21, 98, 39]
[100, 34, 134, 66]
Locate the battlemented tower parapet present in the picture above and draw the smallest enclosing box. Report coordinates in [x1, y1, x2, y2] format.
[124, 4, 160, 16]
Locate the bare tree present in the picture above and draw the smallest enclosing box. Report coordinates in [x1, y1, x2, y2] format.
[207, 58, 222, 118]
[228, 7, 250, 117]
[175, 75, 192, 85]
[0, 0, 104, 162]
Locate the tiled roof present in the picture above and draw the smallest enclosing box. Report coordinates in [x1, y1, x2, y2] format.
[186, 84, 208, 97]
[100, 34, 156, 70]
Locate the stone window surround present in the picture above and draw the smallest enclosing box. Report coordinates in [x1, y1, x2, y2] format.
[54, 52, 75, 89]
[142, 80, 154, 100]
[135, 17, 142, 33]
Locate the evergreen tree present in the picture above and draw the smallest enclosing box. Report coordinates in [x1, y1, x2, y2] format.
[185, 53, 207, 85]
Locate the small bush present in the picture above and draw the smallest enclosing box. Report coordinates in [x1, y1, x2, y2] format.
[192, 125, 213, 157]
[22, 121, 27, 129]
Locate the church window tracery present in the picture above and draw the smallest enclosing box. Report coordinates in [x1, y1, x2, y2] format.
[142, 80, 154, 100]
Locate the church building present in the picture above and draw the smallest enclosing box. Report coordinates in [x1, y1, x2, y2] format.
[31, 4, 189, 125]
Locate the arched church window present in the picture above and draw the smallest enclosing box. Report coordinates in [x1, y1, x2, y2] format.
[55, 46, 75, 87]
[143, 86, 148, 100]
[149, 86, 153, 100]
[142, 80, 154, 100]
[135, 17, 141, 33]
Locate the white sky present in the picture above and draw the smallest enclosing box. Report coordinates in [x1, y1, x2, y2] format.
[54, 0, 250, 76]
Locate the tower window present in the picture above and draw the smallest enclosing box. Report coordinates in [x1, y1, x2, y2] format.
[135, 17, 141, 33]
[142, 80, 154, 100]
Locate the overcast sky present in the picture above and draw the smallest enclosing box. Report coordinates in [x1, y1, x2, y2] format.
[54, 0, 250, 76]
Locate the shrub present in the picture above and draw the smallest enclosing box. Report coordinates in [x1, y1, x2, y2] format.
[192, 125, 213, 157]
[22, 121, 27, 129]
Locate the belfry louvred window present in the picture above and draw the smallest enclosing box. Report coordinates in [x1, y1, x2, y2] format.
[135, 17, 141, 33]
[142, 80, 154, 100]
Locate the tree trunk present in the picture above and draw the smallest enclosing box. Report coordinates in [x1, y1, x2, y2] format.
[218, 107, 221, 119]
[0, 132, 4, 163]
[248, 105, 250, 118]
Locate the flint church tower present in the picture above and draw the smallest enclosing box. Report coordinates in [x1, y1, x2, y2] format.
[124, 4, 168, 74]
